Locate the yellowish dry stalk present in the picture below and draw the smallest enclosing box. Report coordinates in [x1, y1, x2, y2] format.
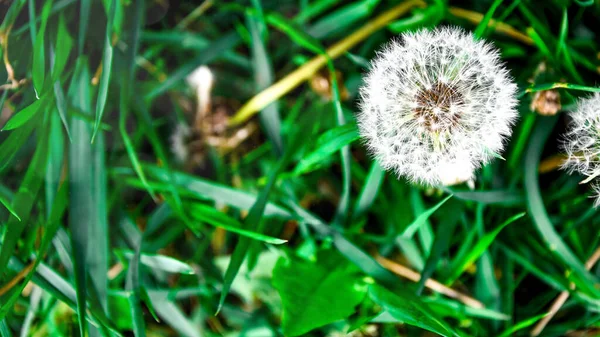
[0, 260, 36, 297]
[229, 0, 427, 125]
[376, 255, 485, 309]
[449, 7, 533, 45]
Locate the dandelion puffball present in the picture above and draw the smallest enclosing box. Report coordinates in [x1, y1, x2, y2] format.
[358, 27, 518, 185]
[561, 94, 600, 207]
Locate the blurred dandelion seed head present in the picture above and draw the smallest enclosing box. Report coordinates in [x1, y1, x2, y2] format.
[358, 27, 518, 185]
[561, 94, 600, 206]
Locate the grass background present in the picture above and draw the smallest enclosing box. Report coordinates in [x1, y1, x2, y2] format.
[1, 0, 600, 336]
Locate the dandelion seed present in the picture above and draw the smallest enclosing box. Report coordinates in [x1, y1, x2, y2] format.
[560, 94, 600, 207]
[358, 27, 518, 185]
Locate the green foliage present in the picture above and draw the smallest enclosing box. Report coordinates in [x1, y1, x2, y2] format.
[1, 0, 600, 336]
[273, 249, 368, 336]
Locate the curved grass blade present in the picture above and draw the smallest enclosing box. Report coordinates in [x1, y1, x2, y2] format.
[524, 116, 600, 295]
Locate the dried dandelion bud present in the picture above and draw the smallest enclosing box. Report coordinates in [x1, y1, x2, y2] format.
[530, 90, 561, 116]
[560, 94, 600, 206]
[186, 65, 214, 129]
[358, 27, 518, 185]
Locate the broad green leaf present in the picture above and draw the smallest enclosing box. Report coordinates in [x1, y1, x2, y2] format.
[272, 249, 368, 336]
[2, 94, 50, 131]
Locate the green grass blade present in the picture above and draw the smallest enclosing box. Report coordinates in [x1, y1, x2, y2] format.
[446, 213, 526, 284]
[31, 0, 53, 95]
[217, 157, 286, 313]
[67, 56, 93, 336]
[294, 122, 360, 175]
[247, 8, 283, 155]
[0, 122, 48, 277]
[0, 194, 21, 221]
[53, 81, 72, 141]
[352, 162, 385, 220]
[402, 195, 453, 238]
[52, 13, 74, 80]
[188, 203, 287, 244]
[497, 313, 547, 337]
[415, 199, 461, 294]
[91, 0, 115, 142]
[474, 0, 504, 38]
[119, 165, 292, 218]
[78, 0, 91, 54]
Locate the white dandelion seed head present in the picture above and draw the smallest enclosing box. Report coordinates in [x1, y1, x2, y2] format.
[357, 27, 518, 186]
[560, 94, 600, 206]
